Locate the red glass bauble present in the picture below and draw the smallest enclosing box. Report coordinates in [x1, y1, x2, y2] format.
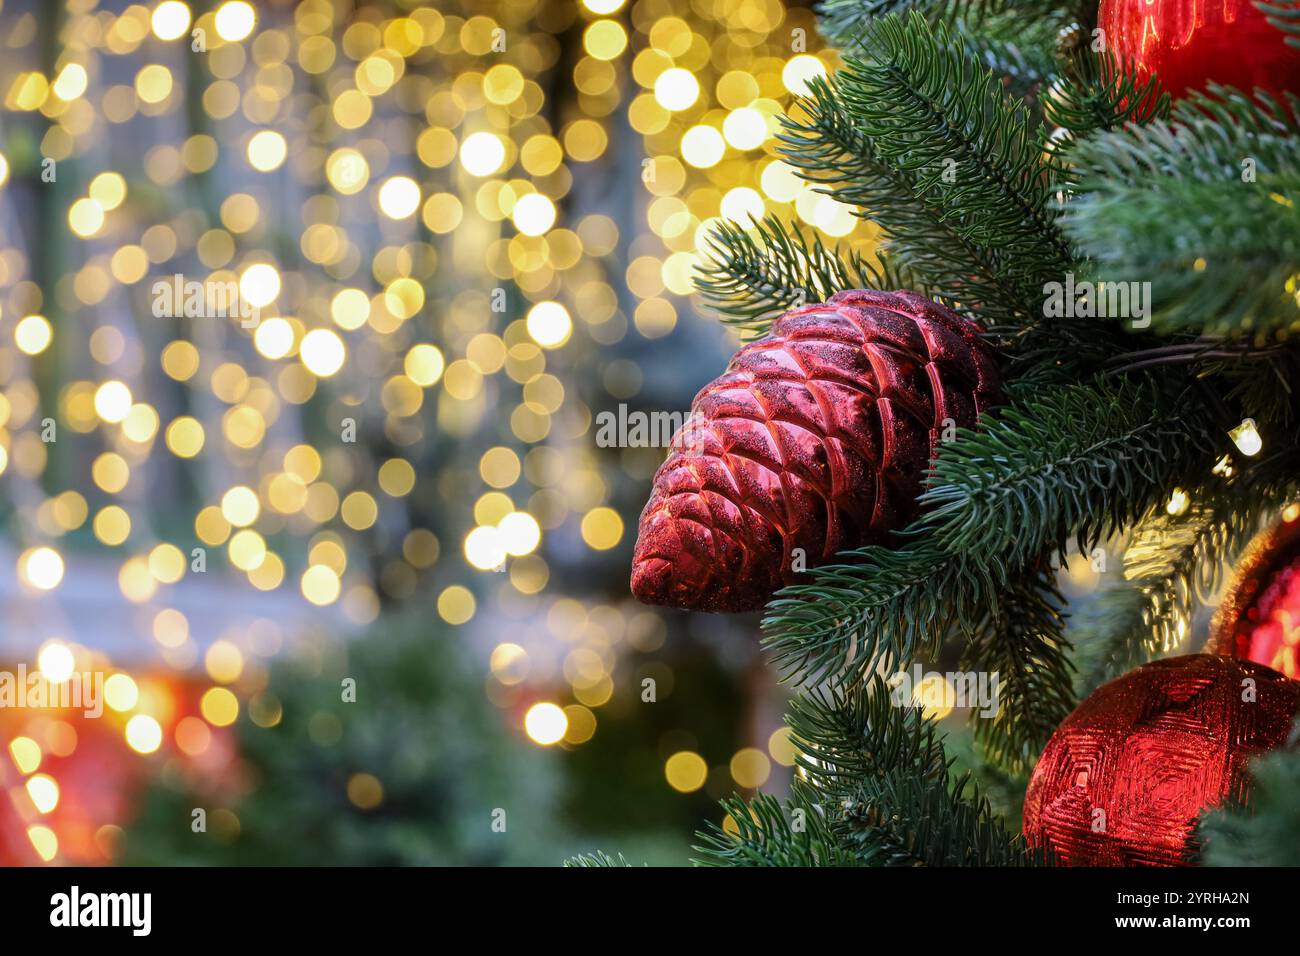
[1098, 0, 1300, 104]
[1209, 511, 1300, 679]
[1023, 654, 1300, 866]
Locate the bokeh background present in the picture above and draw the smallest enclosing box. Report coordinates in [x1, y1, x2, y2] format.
[0, 0, 887, 865]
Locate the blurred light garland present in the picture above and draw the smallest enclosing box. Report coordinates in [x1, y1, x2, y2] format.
[0, 0, 879, 858]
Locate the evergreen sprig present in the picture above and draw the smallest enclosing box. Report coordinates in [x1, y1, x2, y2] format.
[694, 680, 1037, 866]
[920, 379, 1219, 566]
[1063, 88, 1300, 339]
[838, 14, 1072, 276]
[962, 570, 1074, 771]
[1042, 51, 1170, 147]
[779, 12, 1074, 326]
[693, 216, 919, 338]
[1258, 0, 1300, 48]
[820, 0, 1077, 47]
[781, 79, 1033, 325]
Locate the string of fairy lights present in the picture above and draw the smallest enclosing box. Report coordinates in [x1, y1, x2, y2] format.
[0, 0, 890, 862]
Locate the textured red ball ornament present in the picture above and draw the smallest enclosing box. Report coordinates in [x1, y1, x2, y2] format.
[1098, 0, 1300, 106]
[630, 289, 1001, 613]
[1208, 511, 1300, 680]
[1024, 654, 1300, 866]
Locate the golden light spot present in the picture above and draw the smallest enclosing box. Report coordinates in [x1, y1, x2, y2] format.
[165, 416, 205, 457]
[489, 643, 530, 684]
[325, 147, 370, 194]
[205, 640, 244, 684]
[151, 1, 192, 41]
[9, 737, 42, 774]
[680, 125, 725, 168]
[498, 512, 541, 556]
[148, 543, 186, 584]
[239, 262, 280, 308]
[464, 526, 505, 570]
[404, 343, 445, 386]
[583, 20, 628, 60]
[52, 64, 88, 101]
[26, 774, 60, 814]
[37, 642, 75, 682]
[437, 585, 475, 624]
[253, 316, 295, 359]
[1166, 488, 1190, 516]
[330, 288, 370, 330]
[459, 131, 506, 177]
[1230, 418, 1262, 456]
[525, 301, 572, 348]
[300, 328, 346, 377]
[135, 64, 173, 104]
[214, 0, 256, 42]
[563, 704, 597, 744]
[125, 714, 163, 754]
[301, 564, 341, 605]
[347, 773, 384, 810]
[68, 198, 105, 238]
[14, 314, 52, 355]
[21, 548, 65, 591]
[523, 702, 567, 745]
[93, 506, 132, 546]
[654, 68, 699, 111]
[228, 528, 266, 570]
[200, 686, 239, 726]
[383, 278, 424, 320]
[247, 130, 287, 172]
[104, 673, 139, 712]
[27, 826, 57, 862]
[665, 751, 708, 792]
[512, 193, 556, 236]
[730, 747, 771, 788]
[378, 176, 420, 219]
[581, 507, 623, 550]
[782, 54, 828, 95]
[221, 485, 260, 527]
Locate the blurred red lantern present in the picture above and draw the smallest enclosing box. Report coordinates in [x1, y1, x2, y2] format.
[0, 666, 242, 865]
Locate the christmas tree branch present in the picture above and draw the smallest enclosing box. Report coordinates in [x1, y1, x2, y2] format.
[819, 0, 1080, 46]
[837, 14, 1072, 274]
[920, 379, 1219, 567]
[762, 538, 989, 687]
[962, 570, 1075, 772]
[695, 680, 1037, 866]
[781, 78, 1035, 325]
[693, 788, 857, 866]
[1062, 89, 1300, 339]
[693, 216, 920, 339]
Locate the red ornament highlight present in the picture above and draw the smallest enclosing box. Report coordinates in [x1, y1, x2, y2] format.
[1209, 510, 1300, 679]
[1098, 0, 1300, 105]
[1023, 654, 1300, 866]
[630, 289, 1001, 613]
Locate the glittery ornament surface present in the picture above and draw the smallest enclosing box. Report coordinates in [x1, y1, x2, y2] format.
[1099, 0, 1300, 107]
[1023, 654, 1300, 866]
[1209, 512, 1300, 679]
[630, 289, 1001, 612]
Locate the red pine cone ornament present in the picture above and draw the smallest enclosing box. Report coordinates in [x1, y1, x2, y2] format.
[1023, 655, 1300, 866]
[630, 290, 1001, 613]
[1208, 509, 1300, 680]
